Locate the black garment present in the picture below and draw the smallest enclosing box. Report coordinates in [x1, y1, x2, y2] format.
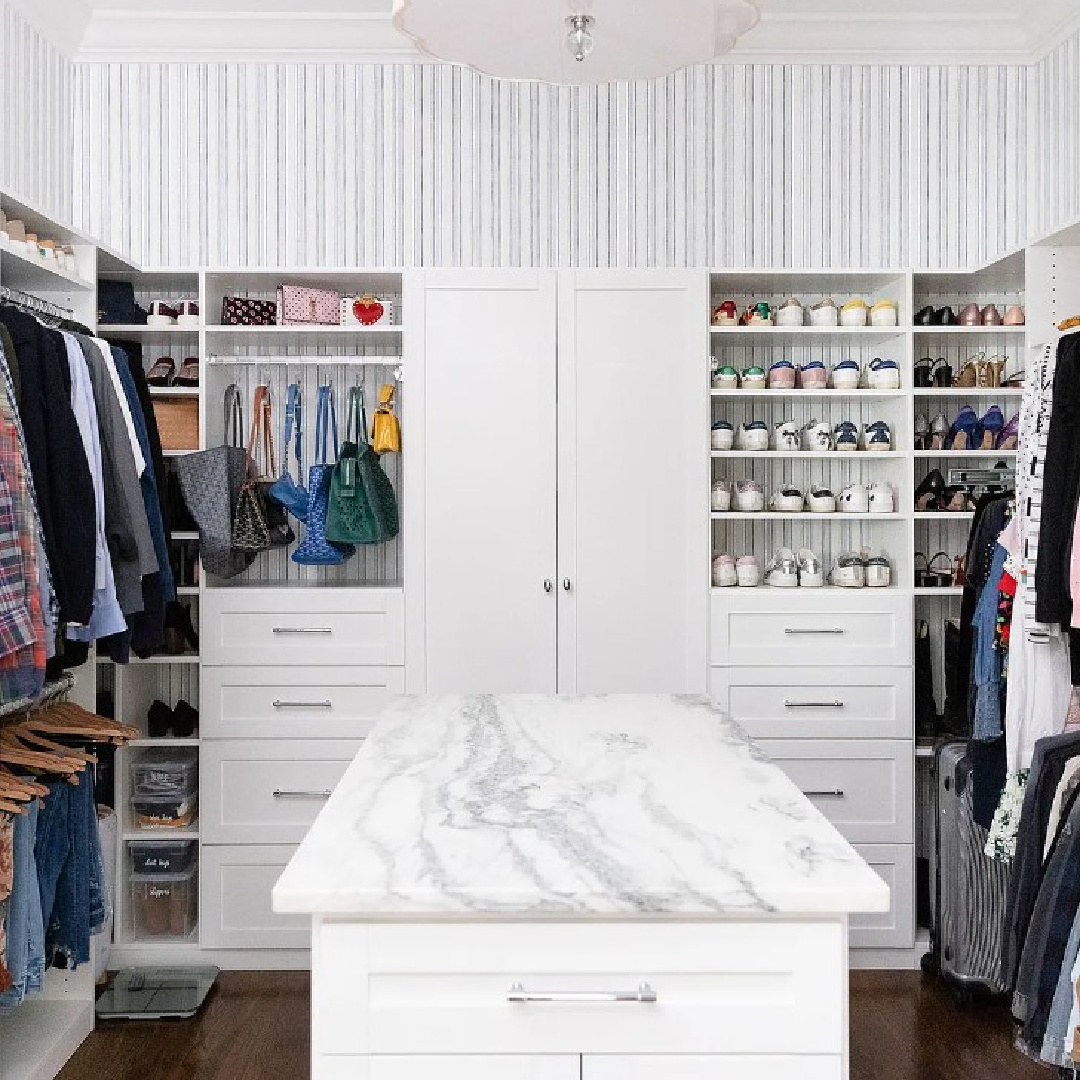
[117, 343, 171, 539]
[967, 734, 1006, 831]
[1001, 730, 1080, 990]
[1036, 331, 1080, 628]
[0, 308, 96, 626]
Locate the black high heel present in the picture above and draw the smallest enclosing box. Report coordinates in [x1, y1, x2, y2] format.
[932, 358, 953, 387]
[914, 357, 933, 388]
[915, 469, 946, 511]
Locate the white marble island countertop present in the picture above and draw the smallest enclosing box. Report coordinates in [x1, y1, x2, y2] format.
[273, 695, 889, 918]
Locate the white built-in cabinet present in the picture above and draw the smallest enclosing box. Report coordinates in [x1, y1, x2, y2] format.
[412, 269, 708, 694]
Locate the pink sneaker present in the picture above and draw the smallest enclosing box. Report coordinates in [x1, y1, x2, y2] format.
[736, 555, 761, 587]
[768, 360, 797, 389]
[799, 361, 828, 390]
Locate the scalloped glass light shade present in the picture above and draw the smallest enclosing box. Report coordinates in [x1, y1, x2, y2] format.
[392, 0, 760, 85]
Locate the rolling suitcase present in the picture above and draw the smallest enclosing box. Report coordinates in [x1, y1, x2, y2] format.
[922, 740, 1009, 1000]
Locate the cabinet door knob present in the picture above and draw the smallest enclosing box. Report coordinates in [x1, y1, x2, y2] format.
[543, 579, 554, 593]
[562, 578, 572, 592]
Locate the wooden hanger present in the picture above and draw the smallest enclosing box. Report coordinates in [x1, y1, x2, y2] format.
[1058, 316, 1080, 332]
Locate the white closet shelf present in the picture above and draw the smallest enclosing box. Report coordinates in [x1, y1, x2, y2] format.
[122, 829, 199, 842]
[913, 449, 1018, 458]
[149, 386, 200, 398]
[712, 511, 904, 520]
[96, 655, 199, 666]
[128, 737, 200, 748]
[711, 585, 907, 594]
[0, 245, 94, 292]
[914, 586, 963, 596]
[206, 355, 401, 367]
[711, 450, 904, 459]
[98, 324, 200, 335]
[710, 325, 905, 338]
[710, 388, 907, 399]
[914, 387, 1024, 397]
[205, 324, 401, 335]
[914, 325, 1025, 334]
[0, 997, 94, 1080]
[914, 511, 976, 520]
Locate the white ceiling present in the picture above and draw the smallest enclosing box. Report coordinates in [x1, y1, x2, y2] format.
[14, 0, 1080, 65]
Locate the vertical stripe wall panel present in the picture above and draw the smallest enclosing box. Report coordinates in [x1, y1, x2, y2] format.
[1032, 30, 1080, 241]
[68, 60, 1033, 270]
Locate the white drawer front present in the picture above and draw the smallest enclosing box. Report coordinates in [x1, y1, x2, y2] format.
[201, 740, 360, 845]
[710, 591, 911, 668]
[201, 844, 308, 950]
[851, 843, 915, 949]
[583, 1057, 842, 1080]
[202, 588, 404, 667]
[314, 921, 845, 1057]
[201, 666, 403, 740]
[757, 739, 913, 844]
[710, 667, 912, 740]
[315, 1057, 579, 1080]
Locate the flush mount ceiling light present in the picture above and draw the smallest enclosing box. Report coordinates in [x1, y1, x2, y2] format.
[391, 0, 760, 86]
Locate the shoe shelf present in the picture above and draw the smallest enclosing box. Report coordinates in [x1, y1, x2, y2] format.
[710, 326, 905, 340]
[712, 511, 904, 520]
[711, 450, 905, 459]
[0, 243, 95, 292]
[914, 387, 1024, 397]
[913, 449, 1017, 458]
[913, 511, 976, 520]
[711, 389, 907, 399]
[913, 325, 1025, 335]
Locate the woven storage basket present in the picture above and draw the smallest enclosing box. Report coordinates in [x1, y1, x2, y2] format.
[154, 398, 199, 452]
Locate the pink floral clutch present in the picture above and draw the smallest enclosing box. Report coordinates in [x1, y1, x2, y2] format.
[277, 285, 341, 326]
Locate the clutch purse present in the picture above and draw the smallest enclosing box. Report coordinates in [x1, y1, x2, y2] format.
[221, 296, 278, 326]
[277, 285, 341, 326]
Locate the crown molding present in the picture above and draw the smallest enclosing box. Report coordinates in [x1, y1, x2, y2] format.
[31, 2, 1080, 69]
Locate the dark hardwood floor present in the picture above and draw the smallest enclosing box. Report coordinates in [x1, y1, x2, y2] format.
[57, 970, 1050, 1080]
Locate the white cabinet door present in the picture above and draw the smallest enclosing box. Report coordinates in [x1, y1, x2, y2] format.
[316, 1058, 579, 1080]
[557, 269, 708, 693]
[583, 1057, 842, 1080]
[415, 270, 558, 693]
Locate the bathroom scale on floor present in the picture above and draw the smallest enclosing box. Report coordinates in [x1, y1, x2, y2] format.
[96, 966, 219, 1020]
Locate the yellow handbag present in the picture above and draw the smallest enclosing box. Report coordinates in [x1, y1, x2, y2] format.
[371, 383, 401, 455]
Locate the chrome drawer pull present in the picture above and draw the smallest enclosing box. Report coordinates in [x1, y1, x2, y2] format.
[802, 789, 846, 798]
[783, 700, 845, 709]
[272, 627, 333, 635]
[508, 982, 657, 1004]
[272, 700, 333, 709]
[272, 789, 332, 800]
[784, 627, 845, 635]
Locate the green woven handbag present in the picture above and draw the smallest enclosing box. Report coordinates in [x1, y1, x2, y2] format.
[326, 386, 399, 545]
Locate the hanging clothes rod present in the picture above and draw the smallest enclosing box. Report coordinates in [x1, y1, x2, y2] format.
[0, 284, 73, 321]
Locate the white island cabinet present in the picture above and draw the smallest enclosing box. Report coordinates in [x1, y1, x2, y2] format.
[274, 695, 889, 1080]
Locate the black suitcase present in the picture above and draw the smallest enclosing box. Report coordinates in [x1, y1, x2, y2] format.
[922, 740, 1009, 1000]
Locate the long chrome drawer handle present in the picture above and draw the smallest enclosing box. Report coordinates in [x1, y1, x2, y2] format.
[783, 700, 845, 709]
[784, 628, 845, 635]
[272, 789, 332, 800]
[508, 983, 657, 1004]
[272, 700, 333, 709]
[272, 627, 333, 635]
[802, 789, 846, 798]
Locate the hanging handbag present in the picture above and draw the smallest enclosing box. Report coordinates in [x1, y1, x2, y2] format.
[371, 383, 401, 455]
[267, 382, 309, 520]
[175, 385, 258, 579]
[327, 387, 400, 545]
[232, 386, 296, 553]
[292, 385, 355, 566]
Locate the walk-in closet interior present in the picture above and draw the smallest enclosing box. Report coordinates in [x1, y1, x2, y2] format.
[3, 2, 1080, 1079]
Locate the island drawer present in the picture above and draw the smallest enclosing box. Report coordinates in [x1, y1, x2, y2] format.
[201, 844, 309, 949]
[201, 666, 404, 740]
[850, 844, 914, 949]
[583, 1057, 842, 1080]
[710, 667, 912, 740]
[710, 590, 911, 668]
[314, 1056, 579, 1080]
[201, 740, 360, 845]
[756, 739, 913, 844]
[313, 921, 846, 1057]
[201, 588, 404, 667]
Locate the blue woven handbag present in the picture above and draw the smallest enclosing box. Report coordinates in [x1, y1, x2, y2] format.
[291, 385, 355, 566]
[267, 382, 309, 521]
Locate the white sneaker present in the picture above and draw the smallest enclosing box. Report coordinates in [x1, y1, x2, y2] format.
[734, 479, 765, 512]
[868, 483, 895, 514]
[712, 553, 738, 587]
[711, 420, 734, 451]
[806, 485, 837, 513]
[810, 298, 839, 326]
[711, 478, 732, 512]
[833, 422, 859, 452]
[776, 298, 806, 327]
[770, 486, 805, 513]
[865, 554, 892, 588]
[797, 548, 825, 587]
[862, 421, 893, 451]
[802, 419, 833, 452]
[736, 555, 762, 587]
[735, 421, 769, 451]
[839, 484, 870, 513]
[831, 360, 862, 390]
[866, 358, 901, 390]
[830, 551, 866, 588]
[765, 548, 799, 588]
[771, 420, 801, 452]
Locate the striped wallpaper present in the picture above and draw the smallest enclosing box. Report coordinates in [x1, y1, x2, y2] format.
[5, 5, 1080, 270]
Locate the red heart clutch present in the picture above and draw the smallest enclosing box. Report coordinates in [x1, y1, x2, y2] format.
[353, 295, 385, 326]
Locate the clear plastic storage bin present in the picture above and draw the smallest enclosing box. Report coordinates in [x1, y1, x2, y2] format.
[130, 865, 197, 940]
[130, 748, 198, 799]
[131, 793, 198, 830]
[129, 838, 197, 875]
